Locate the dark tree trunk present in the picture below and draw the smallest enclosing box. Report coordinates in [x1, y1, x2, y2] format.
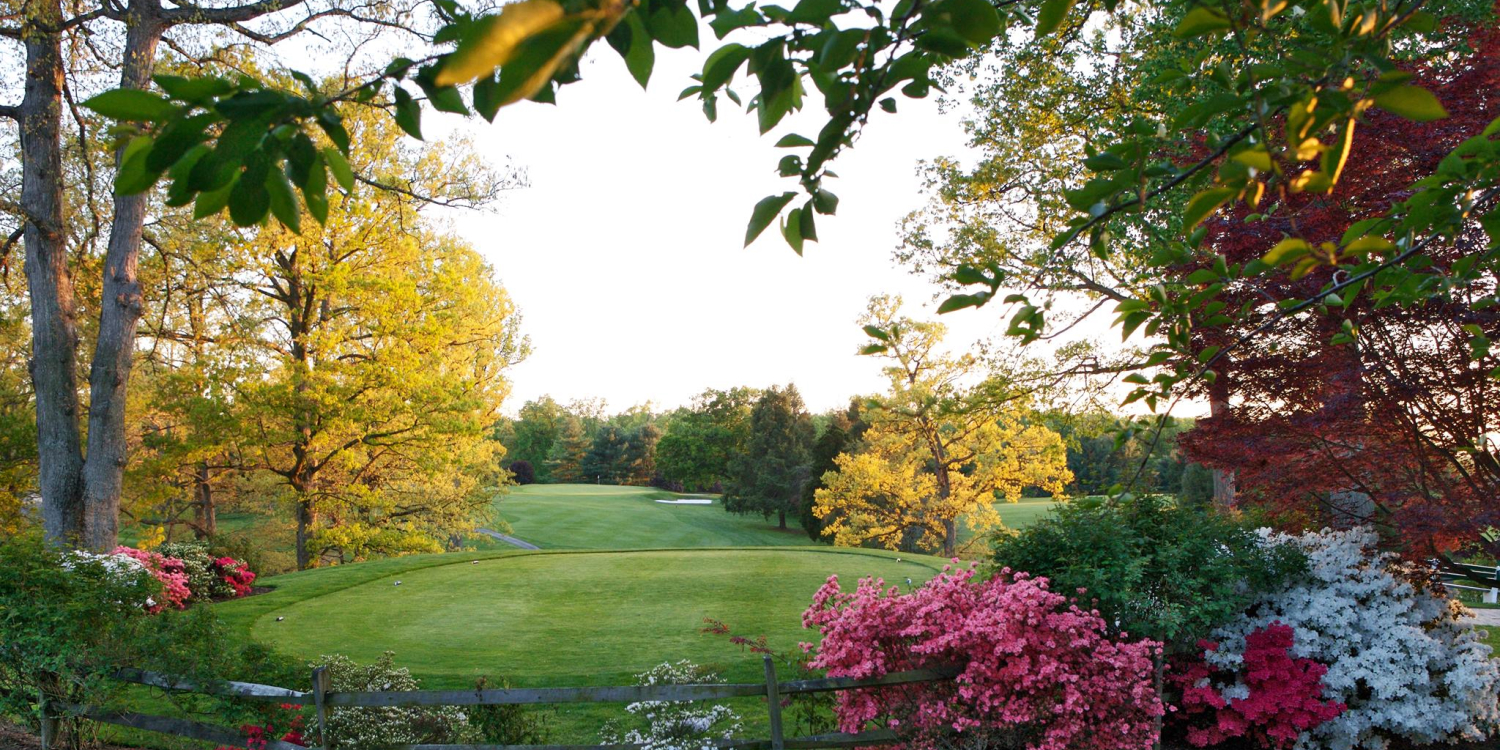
[23, 0, 86, 546]
[80, 8, 163, 550]
[777, 509, 786, 529]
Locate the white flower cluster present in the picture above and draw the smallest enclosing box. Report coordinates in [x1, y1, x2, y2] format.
[1204, 527, 1500, 750]
[61, 549, 155, 608]
[601, 660, 744, 750]
[317, 653, 473, 747]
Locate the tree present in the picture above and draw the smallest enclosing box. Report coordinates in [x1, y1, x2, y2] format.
[582, 425, 629, 485]
[655, 387, 758, 491]
[546, 415, 590, 484]
[820, 297, 1072, 556]
[620, 423, 661, 486]
[799, 404, 863, 542]
[723, 385, 813, 529]
[508, 460, 536, 485]
[224, 110, 526, 568]
[504, 397, 567, 483]
[6, 0, 429, 550]
[1176, 22, 1500, 559]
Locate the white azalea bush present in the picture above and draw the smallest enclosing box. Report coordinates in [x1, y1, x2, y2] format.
[600, 660, 744, 750]
[1200, 527, 1499, 750]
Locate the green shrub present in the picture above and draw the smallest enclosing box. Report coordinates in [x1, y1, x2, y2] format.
[989, 495, 1303, 652]
[0, 533, 235, 749]
[468, 676, 554, 745]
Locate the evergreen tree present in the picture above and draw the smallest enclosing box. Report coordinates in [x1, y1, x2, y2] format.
[621, 424, 661, 486]
[800, 412, 853, 542]
[582, 425, 629, 484]
[724, 385, 814, 529]
[546, 416, 590, 483]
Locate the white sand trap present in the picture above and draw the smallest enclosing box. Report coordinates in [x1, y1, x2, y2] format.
[656, 498, 713, 505]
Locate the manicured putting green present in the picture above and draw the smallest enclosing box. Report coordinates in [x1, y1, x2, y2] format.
[249, 548, 941, 687]
[488, 484, 813, 549]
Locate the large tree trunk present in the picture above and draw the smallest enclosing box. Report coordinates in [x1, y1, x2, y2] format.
[777, 509, 786, 529]
[23, 0, 87, 546]
[79, 9, 163, 550]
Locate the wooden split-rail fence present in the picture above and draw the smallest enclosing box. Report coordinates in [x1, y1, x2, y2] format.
[40, 657, 956, 750]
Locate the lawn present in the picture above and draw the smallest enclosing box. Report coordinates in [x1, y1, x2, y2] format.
[482, 484, 813, 549]
[230, 547, 943, 687]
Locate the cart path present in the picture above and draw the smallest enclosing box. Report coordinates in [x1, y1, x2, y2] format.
[476, 528, 540, 550]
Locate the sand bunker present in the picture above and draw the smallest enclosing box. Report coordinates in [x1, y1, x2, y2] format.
[655, 498, 713, 505]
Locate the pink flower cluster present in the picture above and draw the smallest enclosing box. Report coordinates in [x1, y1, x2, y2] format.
[213, 556, 256, 597]
[217, 704, 306, 750]
[112, 546, 192, 612]
[1174, 623, 1345, 748]
[802, 565, 1163, 750]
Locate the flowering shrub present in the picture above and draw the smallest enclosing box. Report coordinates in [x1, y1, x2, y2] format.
[314, 652, 474, 747]
[156, 541, 257, 600]
[214, 556, 257, 597]
[599, 661, 744, 750]
[1173, 623, 1345, 748]
[216, 704, 306, 750]
[112, 546, 192, 612]
[802, 565, 1162, 750]
[1201, 527, 1500, 750]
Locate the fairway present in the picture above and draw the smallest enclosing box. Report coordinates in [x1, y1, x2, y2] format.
[489, 484, 813, 549]
[243, 548, 941, 686]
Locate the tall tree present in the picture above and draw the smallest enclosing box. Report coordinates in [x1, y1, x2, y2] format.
[655, 387, 758, 491]
[799, 403, 863, 542]
[582, 425, 629, 485]
[823, 296, 1072, 556]
[4, 0, 424, 550]
[723, 384, 813, 530]
[546, 415, 590, 483]
[505, 396, 567, 483]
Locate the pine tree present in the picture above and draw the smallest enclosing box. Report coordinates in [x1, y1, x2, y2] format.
[546, 416, 590, 483]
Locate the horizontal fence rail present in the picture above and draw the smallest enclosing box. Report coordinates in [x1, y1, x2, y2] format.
[47, 659, 956, 750]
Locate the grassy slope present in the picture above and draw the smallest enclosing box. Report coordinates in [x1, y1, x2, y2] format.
[229, 546, 944, 687]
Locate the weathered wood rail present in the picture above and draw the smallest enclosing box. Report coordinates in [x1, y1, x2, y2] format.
[42, 658, 956, 750]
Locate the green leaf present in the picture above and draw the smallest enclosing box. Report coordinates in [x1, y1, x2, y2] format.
[701, 43, 752, 91]
[1373, 84, 1449, 123]
[152, 75, 233, 104]
[879, 97, 896, 113]
[812, 188, 839, 214]
[266, 167, 302, 233]
[1182, 187, 1235, 229]
[863, 325, 890, 341]
[645, 0, 699, 49]
[1174, 6, 1231, 37]
[932, 0, 1000, 45]
[624, 13, 656, 88]
[937, 293, 986, 314]
[745, 192, 797, 246]
[782, 205, 804, 254]
[1186, 268, 1218, 285]
[323, 147, 355, 193]
[1261, 237, 1311, 266]
[84, 89, 177, 122]
[434, 0, 567, 86]
[1034, 0, 1074, 37]
[193, 178, 236, 219]
[775, 133, 815, 147]
[953, 265, 988, 285]
[417, 76, 469, 115]
[228, 162, 270, 227]
[393, 87, 423, 139]
[114, 136, 161, 196]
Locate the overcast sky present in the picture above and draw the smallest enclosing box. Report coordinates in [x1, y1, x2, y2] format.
[430, 36, 1023, 415]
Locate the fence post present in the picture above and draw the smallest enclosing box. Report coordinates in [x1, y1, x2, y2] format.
[762, 655, 784, 750]
[38, 693, 56, 750]
[312, 667, 331, 750]
[1487, 587, 1498, 605]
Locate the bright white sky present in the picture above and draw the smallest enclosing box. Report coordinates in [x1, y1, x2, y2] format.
[435, 35, 1013, 415]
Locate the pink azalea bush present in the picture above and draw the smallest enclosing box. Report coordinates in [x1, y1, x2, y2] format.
[1173, 622, 1345, 748]
[112, 546, 192, 612]
[801, 565, 1162, 750]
